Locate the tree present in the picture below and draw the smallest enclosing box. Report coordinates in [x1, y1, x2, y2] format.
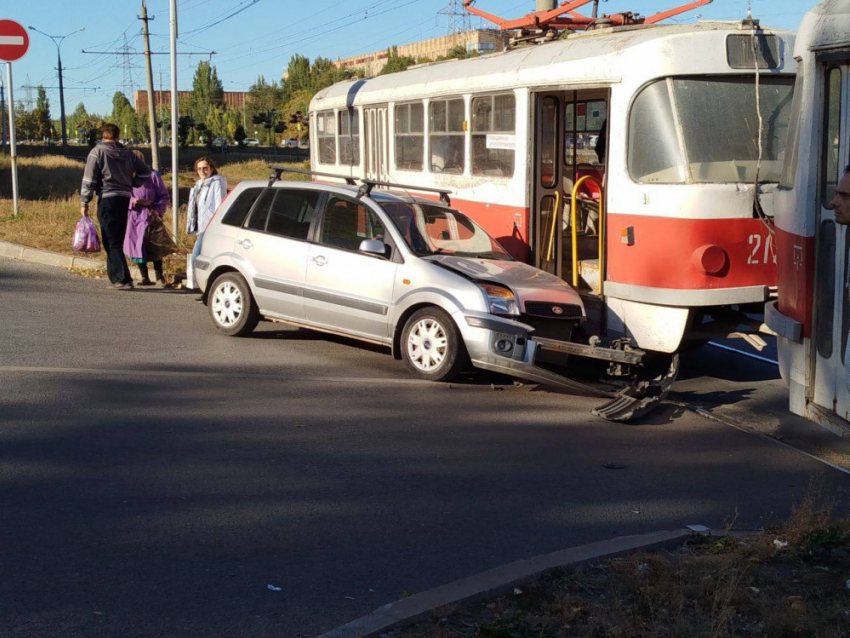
[246, 75, 282, 118]
[189, 60, 224, 126]
[68, 102, 88, 141]
[14, 102, 38, 141]
[33, 86, 54, 141]
[177, 115, 195, 149]
[283, 54, 311, 102]
[234, 125, 246, 147]
[379, 47, 416, 76]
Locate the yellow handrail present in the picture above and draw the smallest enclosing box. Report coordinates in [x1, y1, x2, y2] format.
[570, 175, 605, 292]
[546, 190, 560, 264]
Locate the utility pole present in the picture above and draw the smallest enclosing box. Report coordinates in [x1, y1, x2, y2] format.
[159, 66, 165, 146]
[139, 0, 160, 170]
[28, 26, 84, 153]
[0, 75, 6, 147]
[169, 0, 179, 238]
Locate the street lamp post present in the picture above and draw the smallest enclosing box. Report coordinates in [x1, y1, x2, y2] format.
[28, 25, 85, 153]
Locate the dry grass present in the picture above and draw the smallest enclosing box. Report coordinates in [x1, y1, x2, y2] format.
[398, 494, 850, 638]
[0, 157, 309, 275]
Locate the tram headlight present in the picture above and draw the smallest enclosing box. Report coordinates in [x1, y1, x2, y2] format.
[479, 282, 519, 316]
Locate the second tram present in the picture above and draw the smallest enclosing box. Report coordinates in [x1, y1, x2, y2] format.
[766, 0, 850, 434]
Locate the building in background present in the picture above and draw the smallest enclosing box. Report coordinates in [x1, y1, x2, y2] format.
[133, 90, 247, 113]
[329, 29, 509, 77]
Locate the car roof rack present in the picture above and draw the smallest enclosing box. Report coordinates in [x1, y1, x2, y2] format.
[267, 165, 452, 205]
[267, 165, 357, 187]
[355, 180, 452, 206]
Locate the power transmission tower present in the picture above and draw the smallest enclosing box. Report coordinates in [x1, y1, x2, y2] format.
[119, 33, 142, 97]
[438, 0, 472, 34]
[24, 75, 33, 111]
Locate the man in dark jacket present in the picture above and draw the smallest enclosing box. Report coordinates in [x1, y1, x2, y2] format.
[80, 123, 151, 289]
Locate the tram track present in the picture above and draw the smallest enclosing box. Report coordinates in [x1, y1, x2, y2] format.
[707, 341, 779, 366]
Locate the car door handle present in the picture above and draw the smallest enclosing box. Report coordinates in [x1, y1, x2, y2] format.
[311, 255, 327, 266]
[239, 239, 253, 249]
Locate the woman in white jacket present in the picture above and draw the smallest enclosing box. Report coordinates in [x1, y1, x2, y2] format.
[185, 157, 226, 289]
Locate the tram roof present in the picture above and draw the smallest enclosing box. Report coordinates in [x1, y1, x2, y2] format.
[312, 22, 794, 109]
[796, 0, 850, 54]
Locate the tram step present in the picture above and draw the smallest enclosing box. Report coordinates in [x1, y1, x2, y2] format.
[578, 259, 600, 295]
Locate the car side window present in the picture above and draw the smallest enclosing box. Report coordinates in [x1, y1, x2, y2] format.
[245, 189, 275, 231]
[221, 187, 263, 227]
[319, 195, 389, 253]
[266, 189, 320, 240]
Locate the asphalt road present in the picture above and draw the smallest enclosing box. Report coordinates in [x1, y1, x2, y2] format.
[2, 257, 848, 637]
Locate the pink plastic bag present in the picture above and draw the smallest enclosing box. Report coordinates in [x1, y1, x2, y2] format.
[72, 216, 101, 253]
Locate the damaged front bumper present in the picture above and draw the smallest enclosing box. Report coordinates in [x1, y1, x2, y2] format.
[458, 311, 679, 421]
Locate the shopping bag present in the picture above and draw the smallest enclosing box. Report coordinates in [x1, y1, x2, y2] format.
[144, 216, 179, 262]
[72, 216, 101, 253]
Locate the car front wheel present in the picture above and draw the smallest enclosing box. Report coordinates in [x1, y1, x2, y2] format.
[401, 307, 468, 382]
[208, 272, 260, 337]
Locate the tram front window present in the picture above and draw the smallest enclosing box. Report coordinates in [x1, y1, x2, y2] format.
[629, 75, 795, 184]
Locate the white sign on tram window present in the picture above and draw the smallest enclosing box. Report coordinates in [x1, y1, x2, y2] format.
[486, 134, 516, 150]
[318, 118, 324, 133]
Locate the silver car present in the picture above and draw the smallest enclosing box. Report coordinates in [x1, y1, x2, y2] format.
[193, 177, 587, 387]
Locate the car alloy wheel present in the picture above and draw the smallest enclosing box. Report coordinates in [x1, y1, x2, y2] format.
[212, 280, 243, 328]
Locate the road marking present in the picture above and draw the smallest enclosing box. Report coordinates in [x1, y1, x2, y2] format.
[708, 341, 779, 366]
[0, 36, 25, 45]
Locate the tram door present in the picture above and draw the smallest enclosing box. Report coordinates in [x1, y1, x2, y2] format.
[533, 90, 609, 289]
[813, 63, 850, 420]
[364, 105, 389, 183]
[533, 93, 566, 277]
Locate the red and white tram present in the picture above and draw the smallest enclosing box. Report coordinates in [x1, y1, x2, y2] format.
[766, 0, 850, 434]
[310, 18, 796, 355]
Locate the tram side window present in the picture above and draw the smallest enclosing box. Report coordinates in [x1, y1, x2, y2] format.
[339, 109, 360, 167]
[565, 99, 607, 169]
[824, 68, 843, 203]
[471, 94, 515, 177]
[317, 111, 337, 165]
[395, 102, 424, 171]
[430, 98, 465, 174]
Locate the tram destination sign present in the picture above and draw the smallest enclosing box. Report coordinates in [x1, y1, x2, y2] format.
[0, 20, 29, 62]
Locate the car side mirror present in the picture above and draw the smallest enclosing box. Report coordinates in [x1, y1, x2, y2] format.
[359, 239, 388, 258]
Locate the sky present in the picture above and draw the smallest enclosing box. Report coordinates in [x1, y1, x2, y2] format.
[3, 0, 810, 116]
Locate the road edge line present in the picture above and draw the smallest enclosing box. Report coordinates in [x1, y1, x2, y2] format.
[0, 239, 103, 272]
[319, 528, 728, 638]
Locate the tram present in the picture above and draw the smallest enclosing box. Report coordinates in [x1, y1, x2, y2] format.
[766, 0, 850, 435]
[309, 15, 796, 356]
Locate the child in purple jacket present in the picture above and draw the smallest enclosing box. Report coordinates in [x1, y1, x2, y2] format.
[124, 150, 170, 286]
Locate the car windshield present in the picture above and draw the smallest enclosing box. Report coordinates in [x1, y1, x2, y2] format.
[379, 201, 512, 260]
[628, 75, 795, 184]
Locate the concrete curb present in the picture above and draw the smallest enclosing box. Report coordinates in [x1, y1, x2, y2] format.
[0, 239, 104, 272]
[321, 527, 734, 638]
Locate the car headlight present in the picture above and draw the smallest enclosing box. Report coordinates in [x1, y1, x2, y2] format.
[479, 282, 519, 316]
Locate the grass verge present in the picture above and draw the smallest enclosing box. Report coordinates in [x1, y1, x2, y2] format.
[397, 494, 850, 637]
[0, 155, 308, 276]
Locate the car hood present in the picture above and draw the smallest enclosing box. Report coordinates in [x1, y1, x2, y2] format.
[424, 255, 585, 313]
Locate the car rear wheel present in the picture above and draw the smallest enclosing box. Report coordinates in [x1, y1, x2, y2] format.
[209, 272, 260, 337]
[401, 307, 468, 382]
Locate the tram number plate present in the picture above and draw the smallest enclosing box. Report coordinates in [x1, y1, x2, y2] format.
[747, 232, 775, 266]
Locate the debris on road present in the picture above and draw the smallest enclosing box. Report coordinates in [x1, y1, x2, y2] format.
[267, 584, 283, 592]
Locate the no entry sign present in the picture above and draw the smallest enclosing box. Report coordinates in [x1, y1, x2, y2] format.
[0, 20, 29, 62]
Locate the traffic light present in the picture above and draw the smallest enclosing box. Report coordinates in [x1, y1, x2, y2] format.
[252, 114, 266, 125]
[273, 122, 285, 134]
[288, 113, 298, 125]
